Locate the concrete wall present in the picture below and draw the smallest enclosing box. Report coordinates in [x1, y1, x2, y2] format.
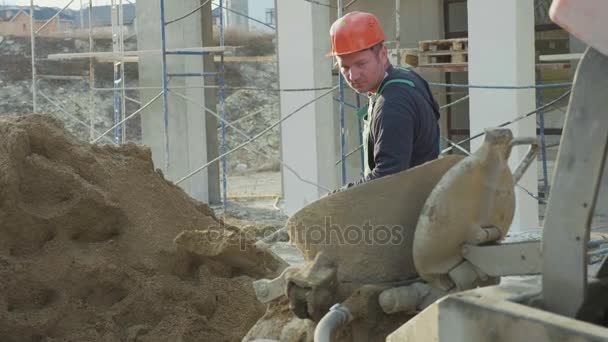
[136, 0, 218, 203]
[468, 0, 539, 231]
[276, 0, 336, 215]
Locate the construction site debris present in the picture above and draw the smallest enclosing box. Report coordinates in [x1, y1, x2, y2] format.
[0, 114, 281, 341]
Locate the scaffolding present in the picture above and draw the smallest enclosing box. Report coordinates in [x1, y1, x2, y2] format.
[28, 0, 235, 207]
[29, 0, 333, 209]
[25, 0, 573, 210]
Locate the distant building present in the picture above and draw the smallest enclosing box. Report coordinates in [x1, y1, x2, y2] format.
[74, 4, 136, 28]
[248, 0, 274, 32]
[212, 6, 221, 27]
[0, 4, 137, 39]
[225, 0, 248, 31]
[70, 4, 137, 39]
[223, 0, 275, 33]
[0, 6, 74, 37]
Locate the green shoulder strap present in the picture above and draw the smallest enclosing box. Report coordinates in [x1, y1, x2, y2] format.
[355, 79, 415, 119]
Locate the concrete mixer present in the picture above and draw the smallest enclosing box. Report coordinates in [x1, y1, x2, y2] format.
[251, 2, 608, 340]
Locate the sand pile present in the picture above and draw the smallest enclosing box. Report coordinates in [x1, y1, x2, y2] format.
[0, 114, 284, 342]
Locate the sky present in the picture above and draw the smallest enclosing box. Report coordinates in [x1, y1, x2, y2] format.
[2, 0, 222, 10]
[3, 0, 116, 9]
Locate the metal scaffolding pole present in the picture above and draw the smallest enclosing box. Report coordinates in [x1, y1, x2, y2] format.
[395, 0, 401, 66]
[111, 0, 127, 143]
[79, 0, 84, 29]
[219, 0, 228, 208]
[35, 0, 75, 34]
[356, 93, 364, 174]
[119, 0, 127, 143]
[159, 0, 170, 171]
[30, 0, 37, 113]
[88, 0, 95, 141]
[337, 0, 346, 185]
[111, 0, 120, 143]
[536, 70, 550, 199]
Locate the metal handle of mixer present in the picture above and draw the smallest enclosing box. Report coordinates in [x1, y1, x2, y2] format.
[509, 137, 540, 184]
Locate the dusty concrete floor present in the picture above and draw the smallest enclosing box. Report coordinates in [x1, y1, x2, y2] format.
[212, 171, 304, 265]
[214, 171, 284, 226]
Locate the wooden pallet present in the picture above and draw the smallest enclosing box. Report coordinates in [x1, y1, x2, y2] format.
[419, 38, 468, 52]
[418, 38, 468, 67]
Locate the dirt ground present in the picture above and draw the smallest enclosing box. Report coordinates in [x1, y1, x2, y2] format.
[0, 114, 285, 342]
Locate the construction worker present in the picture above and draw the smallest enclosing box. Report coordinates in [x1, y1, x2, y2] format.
[329, 11, 440, 191]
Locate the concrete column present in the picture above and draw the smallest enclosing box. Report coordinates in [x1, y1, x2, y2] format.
[468, 0, 539, 231]
[136, 0, 216, 203]
[276, 0, 336, 215]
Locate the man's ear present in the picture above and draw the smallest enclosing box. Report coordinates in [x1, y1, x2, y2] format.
[380, 45, 388, 61]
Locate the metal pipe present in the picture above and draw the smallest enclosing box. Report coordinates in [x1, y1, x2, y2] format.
[222, 106, 270, 127]
[48, 47, 226, 60]
[337, 0, 346, 186]
[125, 95, 141, 105]
[159, 0, 171, 171]
[171, 90, 329, 191]
[92, 85, 334, 92]
[36, 75, 84, 80]
[333, 97, 358, 110]
[313, 304, 352, 342]
[395, 0, 401, 66]
[441, 90, 570, 154]
[356, 93, 364, 174]
[165, 51, 210, 55]
[509, 137, 540, 184]
[38, 91, 115, 144]
[168, 72, 217, 77]
[36, 0, 76, 34]
[79, 0, 84, 29]
[212, 1, 275, 30]
[88, 0, 94, 141]
[165, 0, 211, 26]
[92, 91, 163, 143]
[219, 0, 227, 208]
[428, 82, 572, 89]
[175, 86, 338, 185]
[440, 136, 471, 155]
[119, 0, 127, 143]
[535, 73, 550, 198]
[344, 0, 358, 9]
[111, 0, 121, 143]
[30, 0, 37, 113]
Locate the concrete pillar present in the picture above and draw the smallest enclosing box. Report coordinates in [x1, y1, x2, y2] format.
[468, 0, 539, 231]
[276, 0, 337, 215]
[136, 0, 217, 203]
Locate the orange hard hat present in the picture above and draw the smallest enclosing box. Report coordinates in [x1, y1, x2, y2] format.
[327, 11, 386, 57]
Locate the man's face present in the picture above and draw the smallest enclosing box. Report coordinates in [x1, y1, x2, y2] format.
[336, 46, 387, 94]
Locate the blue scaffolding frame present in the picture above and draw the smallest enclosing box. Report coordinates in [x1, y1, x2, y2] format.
[158, 0, 225, 205]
